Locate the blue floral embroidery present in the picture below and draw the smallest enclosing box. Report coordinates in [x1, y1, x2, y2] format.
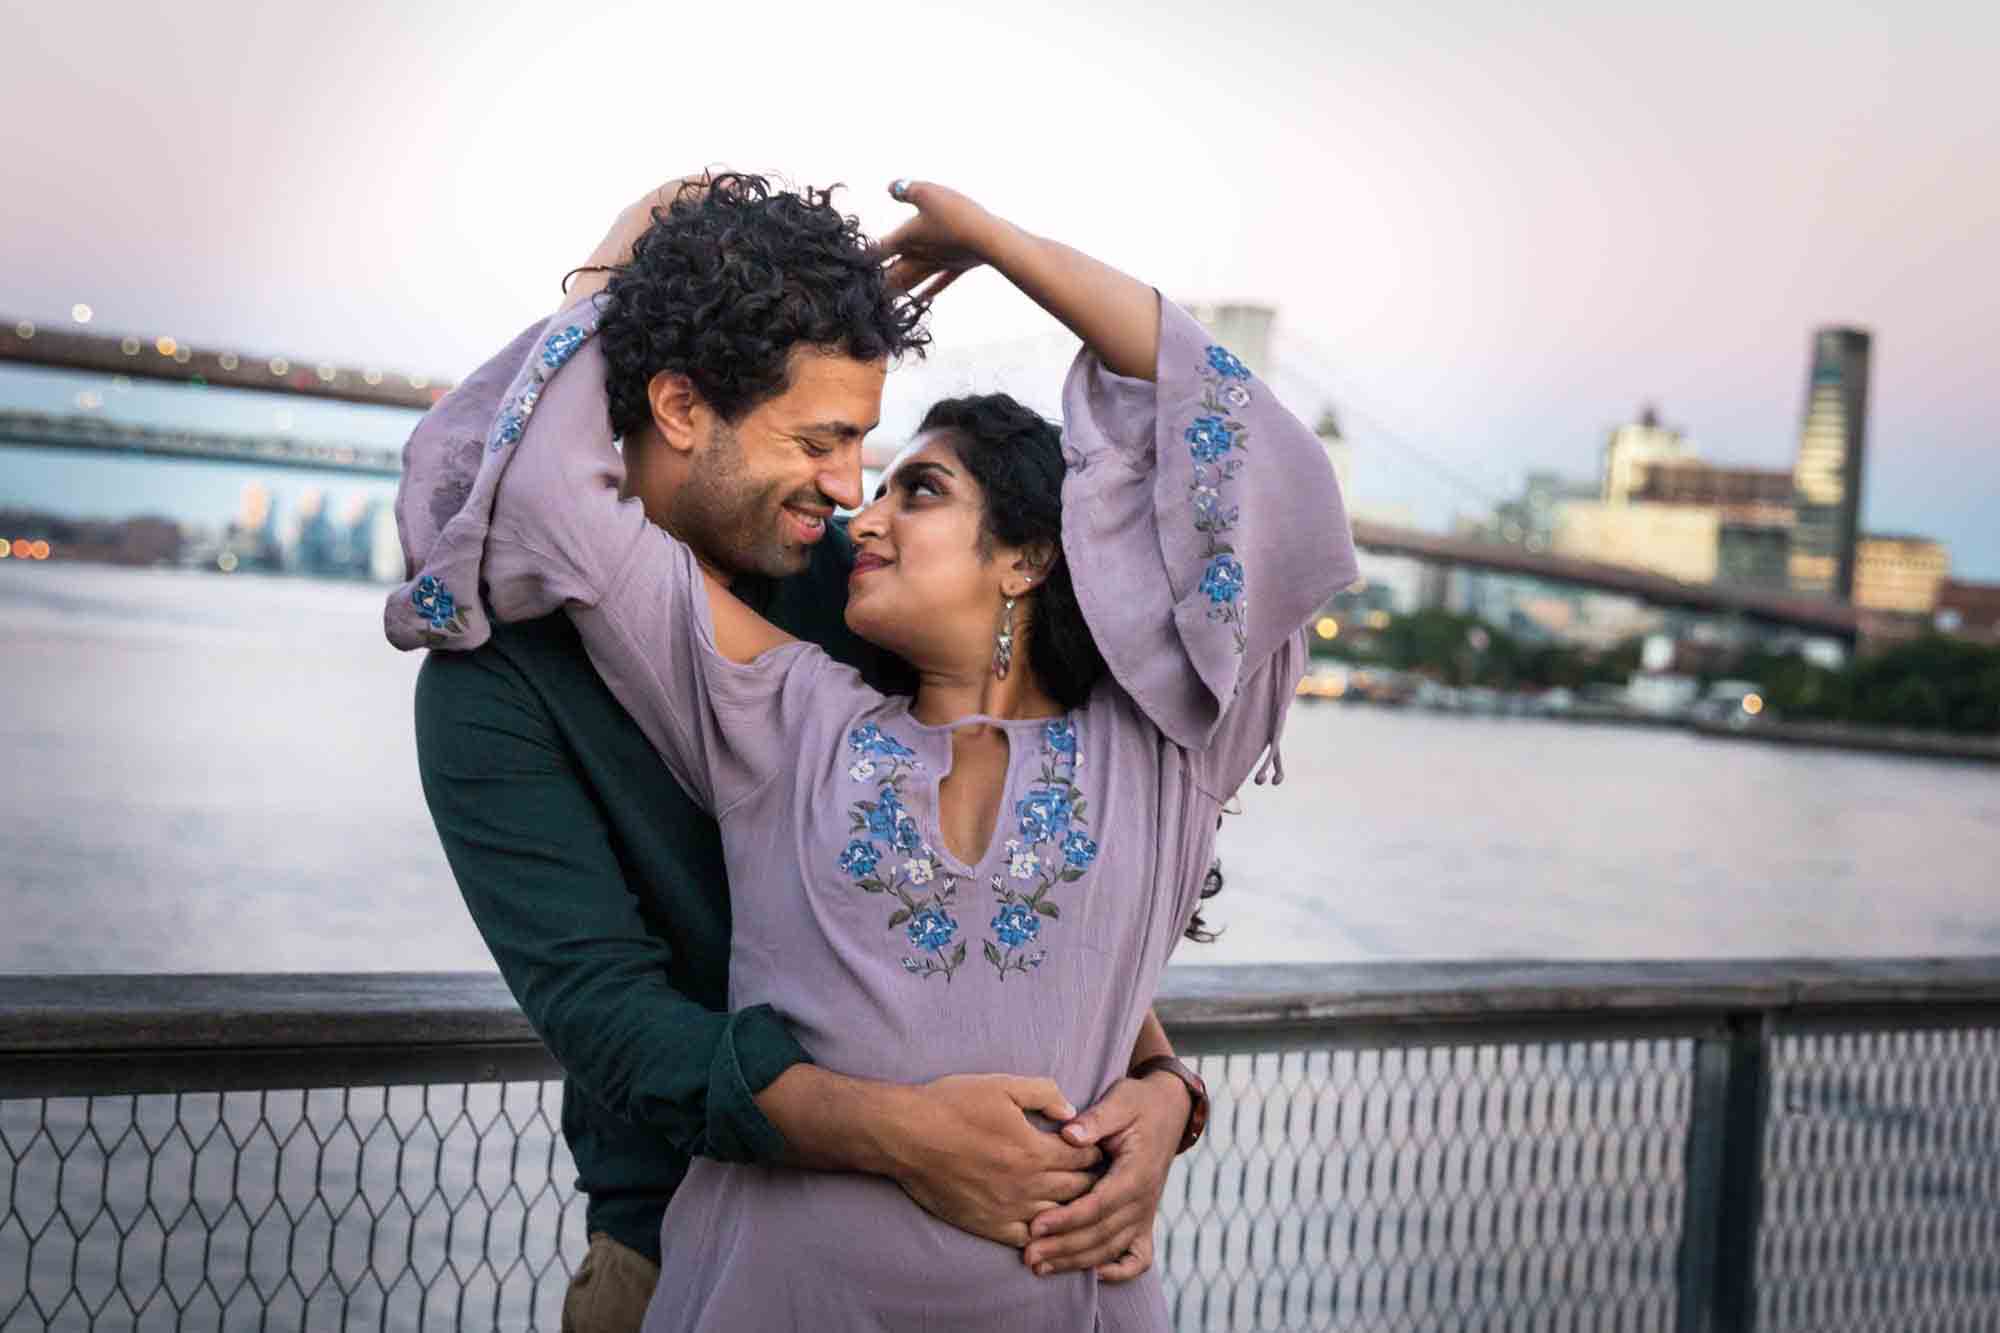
[1200, 553, 1245, 606]
[982, 719, 1096, 980]
[489, 323, 590, 452]
[1206, 346, 1252, 380]
[837, 839, 880, 877]
[849, 722, 916, 761]
[1016, 788, 1073, 843]
[1186, 416, 1236, 464]
[541, 326, 585, 369]
[1189, 345, 1254, 653]
[1061, 830, 1100, 871]
[839, 725, 966, 982]
[839, 718, 1099, 983]
[991, 902, 1041, 949]
[906, 907, 958, 954]
[411, 574, 468, 637]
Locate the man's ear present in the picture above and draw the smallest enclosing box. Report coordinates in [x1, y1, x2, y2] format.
[647, 371, 702, 456]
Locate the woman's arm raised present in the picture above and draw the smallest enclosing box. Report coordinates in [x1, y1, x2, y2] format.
[881, 180, 1358, 767]
[877, 182, 1159, 381]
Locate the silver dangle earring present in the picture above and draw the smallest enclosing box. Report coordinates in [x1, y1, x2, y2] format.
[993, 595, 1017, 680]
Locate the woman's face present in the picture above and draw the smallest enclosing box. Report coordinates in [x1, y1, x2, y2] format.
[844, 431, 1021, 673]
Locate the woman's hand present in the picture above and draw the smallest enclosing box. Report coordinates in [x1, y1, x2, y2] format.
[1020, 1070, 1186, 1280]
[881, 177, 1161, 379]
[876, 180, 1012, 305]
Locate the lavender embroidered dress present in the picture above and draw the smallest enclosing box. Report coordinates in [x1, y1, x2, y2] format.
[393, 295, 1356, 1330]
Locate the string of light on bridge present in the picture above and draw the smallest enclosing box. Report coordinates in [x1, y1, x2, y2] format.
[7, 303, 447, 410]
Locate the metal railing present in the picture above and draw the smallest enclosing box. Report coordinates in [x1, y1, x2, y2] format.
[3, 960, 1997, 1331]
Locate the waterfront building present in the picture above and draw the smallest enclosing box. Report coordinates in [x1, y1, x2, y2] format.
[1492, 470, 1597, 550]
[1630, 461, 1795, 593]
[0, 312, 425, 580]
[1601, 404, 1692, 506]
[226, 481, 282, 571]
[1550, 500, 1720, 584]
[1853, 534, 1950, 615]
[1935, 579, 2000, 643]
[1716, 523, 1792, 592]
[1787, 327, 1871, 600]
[294, 487, 340, 575]
[1631, 460, 1794, 526]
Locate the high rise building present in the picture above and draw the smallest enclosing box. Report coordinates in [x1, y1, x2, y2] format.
[1854, 534, 1950, 615]
[1788, 327, 1871, 600]
[1601, 404, 1691, 505]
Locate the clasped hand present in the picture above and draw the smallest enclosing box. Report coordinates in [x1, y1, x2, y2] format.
[894, 1071, 1185, 1282]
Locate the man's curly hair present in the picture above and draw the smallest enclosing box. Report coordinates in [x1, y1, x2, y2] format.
[595, 174, 929, 435]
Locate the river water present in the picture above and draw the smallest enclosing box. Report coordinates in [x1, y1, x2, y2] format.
[5, 562, 1997, 1331]
[3, 561, 1997, 974]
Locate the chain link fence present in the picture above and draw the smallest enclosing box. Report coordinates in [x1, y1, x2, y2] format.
[1755, 1023, 2000, 1333]
[2, 1084, 580, 1330]
[1163, 1041, 1692, 1331]
[4, 964, 1997, 1331]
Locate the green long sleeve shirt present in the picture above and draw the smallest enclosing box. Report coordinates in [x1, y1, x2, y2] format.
[414, 525, 887, 1262]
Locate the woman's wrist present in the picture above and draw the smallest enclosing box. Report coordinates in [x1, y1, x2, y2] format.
[978, 215, 1045, 286]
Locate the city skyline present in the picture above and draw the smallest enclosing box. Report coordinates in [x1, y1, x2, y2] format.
[1, 1, 1995, 575]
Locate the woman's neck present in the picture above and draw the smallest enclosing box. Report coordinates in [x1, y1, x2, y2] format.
[911, 662, 1065, 726]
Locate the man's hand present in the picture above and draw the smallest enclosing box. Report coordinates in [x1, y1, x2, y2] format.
[1021, 1070, 1189, 1281]
[889, 1074, 1104, 1248]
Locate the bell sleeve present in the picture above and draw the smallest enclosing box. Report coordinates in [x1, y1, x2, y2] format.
[416, 304, 821, 816]
[1059, 296, 1358, 793]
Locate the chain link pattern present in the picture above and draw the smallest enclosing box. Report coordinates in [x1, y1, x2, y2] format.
[1, 1085, 579, 1330]
[3, 1025, 1995, 1330]
[1166, 1042, 1691, 1330]
[1755, 1024, 2000, 1332]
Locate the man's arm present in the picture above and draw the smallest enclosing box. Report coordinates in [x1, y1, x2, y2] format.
[416, 645, 810, 1161]
[417, 649, 1102, 1239]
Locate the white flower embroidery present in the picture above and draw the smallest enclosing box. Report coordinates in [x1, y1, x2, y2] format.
[1223, 383, 1251, 408]
[1009, 847, 1040, 881]
[848, 759, 877, 782]
[906, 857, 936, 885]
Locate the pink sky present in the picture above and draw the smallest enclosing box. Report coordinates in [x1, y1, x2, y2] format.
[4, 0, 1996, 572]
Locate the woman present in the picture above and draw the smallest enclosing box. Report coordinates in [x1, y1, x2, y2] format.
[415, 181, 1355, 1330]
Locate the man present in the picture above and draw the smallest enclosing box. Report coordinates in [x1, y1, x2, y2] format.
[399, 174, 1207, 1332]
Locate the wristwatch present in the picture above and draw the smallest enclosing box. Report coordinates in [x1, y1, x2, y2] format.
[1130, 1055, 1210, 1154]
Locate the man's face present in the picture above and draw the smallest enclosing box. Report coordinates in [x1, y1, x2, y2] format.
[641, 348, 887, 580]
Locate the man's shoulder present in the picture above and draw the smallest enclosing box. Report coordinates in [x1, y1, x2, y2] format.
[414, 613, 595, 728]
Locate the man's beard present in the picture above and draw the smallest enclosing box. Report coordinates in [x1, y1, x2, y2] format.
[668, 419, 819, 581]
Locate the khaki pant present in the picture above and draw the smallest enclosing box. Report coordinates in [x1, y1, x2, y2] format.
[562, 1232, 660, 1333]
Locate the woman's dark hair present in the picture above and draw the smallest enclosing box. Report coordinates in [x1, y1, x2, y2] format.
[917, 394, 1106, 711]
[596, 174, 929, 435]
[920, 392, 1225, 942]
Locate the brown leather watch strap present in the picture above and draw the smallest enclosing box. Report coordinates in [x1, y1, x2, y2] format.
[1130, 1054, 1210, 1154]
